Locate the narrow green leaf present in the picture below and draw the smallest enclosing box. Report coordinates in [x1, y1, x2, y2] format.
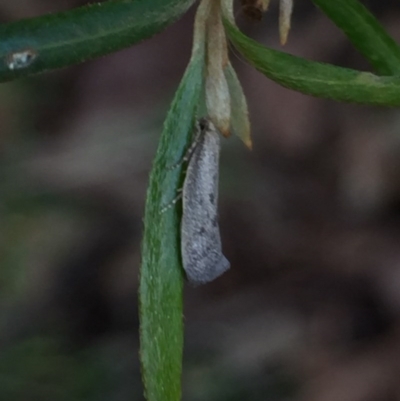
[311, 0, 400, 75]
[0, 0, 196, 82]
[224, 20, 400, 107]
[139, 53, 204, 401]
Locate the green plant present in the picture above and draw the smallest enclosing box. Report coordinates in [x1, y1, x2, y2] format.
[2, 0, 400, 400]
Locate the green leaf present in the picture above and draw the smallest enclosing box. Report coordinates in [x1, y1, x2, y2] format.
[224, 62, 252, 148]
[139, 48, 205, 401]
[224, 20, 400, 107]
[311, 0, 400, 75]
[0, 0, 196, 82]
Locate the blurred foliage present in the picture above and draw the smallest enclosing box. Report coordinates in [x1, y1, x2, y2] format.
[0, 337, 111, 401]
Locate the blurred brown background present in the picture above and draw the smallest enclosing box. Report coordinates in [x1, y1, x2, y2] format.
[1, 1, 400, 400]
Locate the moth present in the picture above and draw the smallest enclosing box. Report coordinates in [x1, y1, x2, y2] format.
[180, 118, 230, 285]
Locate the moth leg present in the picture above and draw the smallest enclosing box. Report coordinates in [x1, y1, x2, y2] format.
[167, 122, 203, 170]
[160, 189, 183, 214]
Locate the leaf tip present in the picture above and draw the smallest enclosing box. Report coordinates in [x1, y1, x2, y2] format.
[279, 0, 293, 46]
[244, 137, 253, 149]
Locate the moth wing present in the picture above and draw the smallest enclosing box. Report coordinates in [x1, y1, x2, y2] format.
[181, 125, 230, 285]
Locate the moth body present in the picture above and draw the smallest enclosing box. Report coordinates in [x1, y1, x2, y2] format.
[181, 118, 230, 285]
